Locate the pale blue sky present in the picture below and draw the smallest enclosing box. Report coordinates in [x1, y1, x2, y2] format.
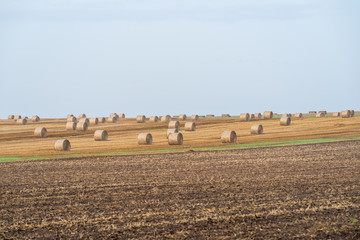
[1, 0, 359, 118]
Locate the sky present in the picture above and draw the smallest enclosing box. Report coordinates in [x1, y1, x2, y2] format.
[0, 0, 359, 118]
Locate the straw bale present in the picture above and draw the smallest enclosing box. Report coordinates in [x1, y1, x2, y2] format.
[34, 127, 47, 137]
[54, 139, 71, 151]
[184, 122, 196, 131]
[66, 122, 76, 130]
[263, 111, 273, 119]
[280, 116, 291, 126]
[221, 131, 237, 143]
[168, 133, 183, 145]
[94, 130, 108, 141]
[138, 133, 152, 145]
[250, 124, 263, 134]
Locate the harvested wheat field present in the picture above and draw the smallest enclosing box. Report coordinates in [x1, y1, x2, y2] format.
[0, 141, 359, 239]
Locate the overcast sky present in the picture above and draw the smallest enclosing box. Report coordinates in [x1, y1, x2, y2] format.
[1, 0, 359, 118]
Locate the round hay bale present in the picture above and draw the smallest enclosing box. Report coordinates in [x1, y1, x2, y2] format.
[282, 113, 291, 117]
[14, 115, 21, 121]
[24, 116, 28, 120]
[99, 117, 106, 123]
[319, 111, 327, 114]
[168, 133, 183, 145]
[294, 113, 303, 118]
[240, 113, 250, 121]
[149, 116, 159, 122]
[250, 124, 263, 134]
[351, 110, 355, 117]
[254, 113, 262, 119]
[222, 114, 230, 117]
[16, 118, 27, 125]
[309, 111, 317, 114]
[79, 114, 86, 119]
[31, 115, 40, 122]
[280, 116, 291, 126]
[34, 127, 47, 138]
[160, 115, 171, 123]
[341, 110, 351, 118]
[138, 133, 152, 145]
[178, 114, 187, 120]
[119, 113, 125, 118]
[76, 121, 88, 131]
[136, 115, 146, 123]
[332, 112, 340, 117]
[221, 131, 237, 143]
[67, 114, 74, 118]
[8, 115, 14, 120]
[190, 115, 199, 121]
[79, 118, 90, 125]
[263, 111, 273, 119]
[90, 118, 99, 125]
[94, 130, 108, 141]
[316, 112, 325, 118]
[54, 139, 71, 151]
[110, 113, 119, 118]
[206, 114, 215, 118]
[184, 122, 196, 131]
[67, 116, 77, 122]
[168, 121, 180, 131]
[107, 116, 117, 123]
[166, 128, 178, 138]
[250, 114, 255, 120]
[66, 122, 76, 130]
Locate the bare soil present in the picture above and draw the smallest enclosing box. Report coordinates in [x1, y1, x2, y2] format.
[1, 141, 359, 239]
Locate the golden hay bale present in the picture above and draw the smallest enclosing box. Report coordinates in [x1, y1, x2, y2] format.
[24, 116, 29, 120]
[166, 128, 178, 138]
[319, 111, 327, 114]
[107, 116, 117, 123]
[168, 133, 183, 145]
[282, 113, 291, 117]
[161, 115, 171, 123]
[16, 118, 27, 125]
[222, 114, 231, 117]
[67, 114, 74, 118]
[78, 114, 86, 119]
[99, 117, 106, 123]
[66, 122, 76, 130]
[332, 112, 340, 117]
[190, 115, 199, 121]
[94, 130, 108, 141]
[250, 114, 255, 120]
[90, 118, 99, 125]
[240, 113, 250, 121]
[79, 118, 90, 125]
[280, 116, 291, 126]
[34, 127, 47, 138]
[309, 111, 317, 114]
[149, 116, 159, 122]
[8, 115, 14, 120]
[31, 115, 40, 122]
[294, 113, 303, 118]
[250, 124, 263, 134]
[316, 112, 325, 118]
[67, 116, 77, 122]
[138, 133, 153, 145]
[110, 113, 119, 121]
[136, 115, 146, 123]
[351, 110, 355, 117]
[54, 139, 71, 151]
[254, 113, 262, 119]
[14, 115, 21, 121]
[76, 121, 88, 131]
[263, 111, 273, 119]
[168, 121, 180, 131]
[206, 114, 215, 118]
[178, 114, 187, 120]
[341, 110, 351, 118]
[184, 122, 196, 131]
[119, 113, 125, 118]
[221, 131, 237, 143]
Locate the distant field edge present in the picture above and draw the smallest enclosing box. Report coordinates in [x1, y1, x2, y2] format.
[1, 135, 360, 162]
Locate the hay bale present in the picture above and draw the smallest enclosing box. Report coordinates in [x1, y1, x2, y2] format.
[78, 114, 86, 119]
[351, 110, 355, 117]
[239, 113, 250, 121]
[119, 113, 125, 118]
[332, 112, 340, 117]
[294, 113, 303, 118]
[67, 114, 74, 118]
[31, 115, 40, 122]
[319, 111, 327, 114]
[309, 111, 317, 114]
[90, 118, 99, 125]
[14, 115, 21, 121]
[107, 116, 117, 123]
[168, 133, 183, 145]
[94, 130, 108, 141]
[24, 116, 28, 120]
[221, 131, 237, 143]
[250, 124, 263, 134]
[184, 122, 196, 131]
[110, 113, 119, 120]
[136, 115, 146, 123]
[206, 114, 215, 118]
[168, 121, 180, 131]
[167, 128, 178, 138]
[316, 112, 325, 118]
[67, 116, 77, 122]
[149, 116, 159, 122]
[138, 133, 153, 145]
[16, 118, 27, 125]
[54, 139, 71, 151]
[79, 118, 90, 125]
[280, 116, 291, 126]
[161, 115, 171, 123]
[341, 110, 351, 118]
[8, 115, 14, 120]
[190, 115, 199, 121]
[282, 113, 292, 117]
[179, 114, 187, 120]
[263, 111, 273, 119]
[34, 127, 47, 138]
[254, 113, 262, 119]
[222, 114, 230, 117]
[99, 117, 106, 123]
[66, 122, 76, 130]
[76, 121, 88, 131]
[249, 114, 255, 120]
